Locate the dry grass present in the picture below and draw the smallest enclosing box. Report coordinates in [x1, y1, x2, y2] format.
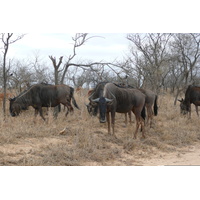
[1, 91, 200, 166]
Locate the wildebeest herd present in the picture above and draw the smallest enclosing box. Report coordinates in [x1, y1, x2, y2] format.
[8, 82, 200, 139]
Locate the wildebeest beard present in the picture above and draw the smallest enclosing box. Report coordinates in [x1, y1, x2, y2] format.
[98, 97, 108, 123]
[86, 103, 98, 116]
[179, 99, 190, 115]
[9, 100, 21, 116]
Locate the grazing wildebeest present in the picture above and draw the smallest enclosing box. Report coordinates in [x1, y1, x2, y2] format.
[86, 82, 132, 125]
[90, 83, 146, 139]
[138, 89, 158, 127]
[9, 84, 79, 120]
[178, 85, 200, 118]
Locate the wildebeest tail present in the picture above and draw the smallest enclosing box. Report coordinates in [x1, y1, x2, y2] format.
[154, 95, 158, 116]
[70, 87, 80, 109]
[141, 105, 146, 121]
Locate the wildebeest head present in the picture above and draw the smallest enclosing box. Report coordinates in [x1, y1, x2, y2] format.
[86, 102, 98, 116]
[178, 98, 189, 115]
[9, 97, 21, 117]
[91, 97, 113, 123]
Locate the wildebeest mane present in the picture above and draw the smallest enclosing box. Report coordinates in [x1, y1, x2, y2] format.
[113, 83, 134, 89]
[89, 82, 109, 100]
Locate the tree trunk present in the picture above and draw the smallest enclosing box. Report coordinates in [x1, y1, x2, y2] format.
[2, 42, 9, 120]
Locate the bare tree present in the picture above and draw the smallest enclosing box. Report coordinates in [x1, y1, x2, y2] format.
[0, 33, 25, 119]
[49, 33, 111, 85]
[171, 33, 200, 86]
[126, 33, 172, 92]
[168, 33, 200, 104]
[9, 59, 33, 93]
[49, 55, 63, 84]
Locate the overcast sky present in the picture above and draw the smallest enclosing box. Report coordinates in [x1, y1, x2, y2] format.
[9, 33, 130, 64]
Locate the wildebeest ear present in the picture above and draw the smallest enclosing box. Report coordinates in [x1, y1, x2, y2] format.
[85, 103, 91, 108]
[9, 97, 16, 101]
[178, 98, 184, 102]
[90, 101, 98, 106]
[105, 98, 113, 105]
[107, 101, 113, 106]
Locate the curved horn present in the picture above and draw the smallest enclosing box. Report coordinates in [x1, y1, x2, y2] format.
[88, 90, 95, 100]
[105, 98, 113, 102]
[91, 98, 100, 103]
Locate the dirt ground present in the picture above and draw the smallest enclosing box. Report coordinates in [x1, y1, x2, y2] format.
[0, 133, 200, 166]
[86, 142, 200, 166]
[139, 143, 200, 166]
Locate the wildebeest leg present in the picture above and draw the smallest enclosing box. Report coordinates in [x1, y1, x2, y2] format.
[35, 107, 45, 120]
[147, 106, 153, 127]
[111, 111, 116, 137]
[132, 109, 139, 139]
[124, 113, 128, 126]
[134, 119, 140, 139]
[189, 104, 192, 119]
[34, 109, 39, 118]
[62, 102, 74, 117]
[195, 105, 199, 117]
[140, 116, 145, 139]
[64, 106, 69, 117]
[106, 112, 111, 134]
[128, 111, 132, 123]
[39, 107, 45, 121]
[133, 110, 145, 139]
[124, 111, 132, 127]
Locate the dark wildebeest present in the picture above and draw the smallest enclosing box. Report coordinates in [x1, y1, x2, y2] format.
[111, 84, 158, 127]
[86, 82, 132, 125]
[178, 85, 200, 118]
[9, 84, 79, 120]
[90, 83, 146, 139]
[86, 82, 108, 117]
[138, 89, 158, 127]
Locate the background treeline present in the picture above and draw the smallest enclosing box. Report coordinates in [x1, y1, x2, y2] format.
[1, 33, 200, 98]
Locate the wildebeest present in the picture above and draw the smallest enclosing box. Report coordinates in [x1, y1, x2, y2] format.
[86, 82, 108, 117]
[178, 85, 200, 118]
[90, 83, 146, 139]
[86, 82, 132, 125]
[9, 83, 79, 120]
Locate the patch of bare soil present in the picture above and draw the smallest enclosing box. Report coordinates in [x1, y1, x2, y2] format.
[0, 135, 198, 166]
[139, 143, 200, 166]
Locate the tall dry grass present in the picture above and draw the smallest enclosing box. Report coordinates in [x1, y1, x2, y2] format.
[0, 91, 200, 166]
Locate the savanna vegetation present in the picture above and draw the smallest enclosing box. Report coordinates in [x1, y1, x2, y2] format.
[0, 90, 200, 166]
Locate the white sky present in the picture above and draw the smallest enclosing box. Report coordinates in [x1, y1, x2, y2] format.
[9, 33, 130, 63]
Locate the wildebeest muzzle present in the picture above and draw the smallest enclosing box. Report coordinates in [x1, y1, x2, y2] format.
[91, 97, 113, 123]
